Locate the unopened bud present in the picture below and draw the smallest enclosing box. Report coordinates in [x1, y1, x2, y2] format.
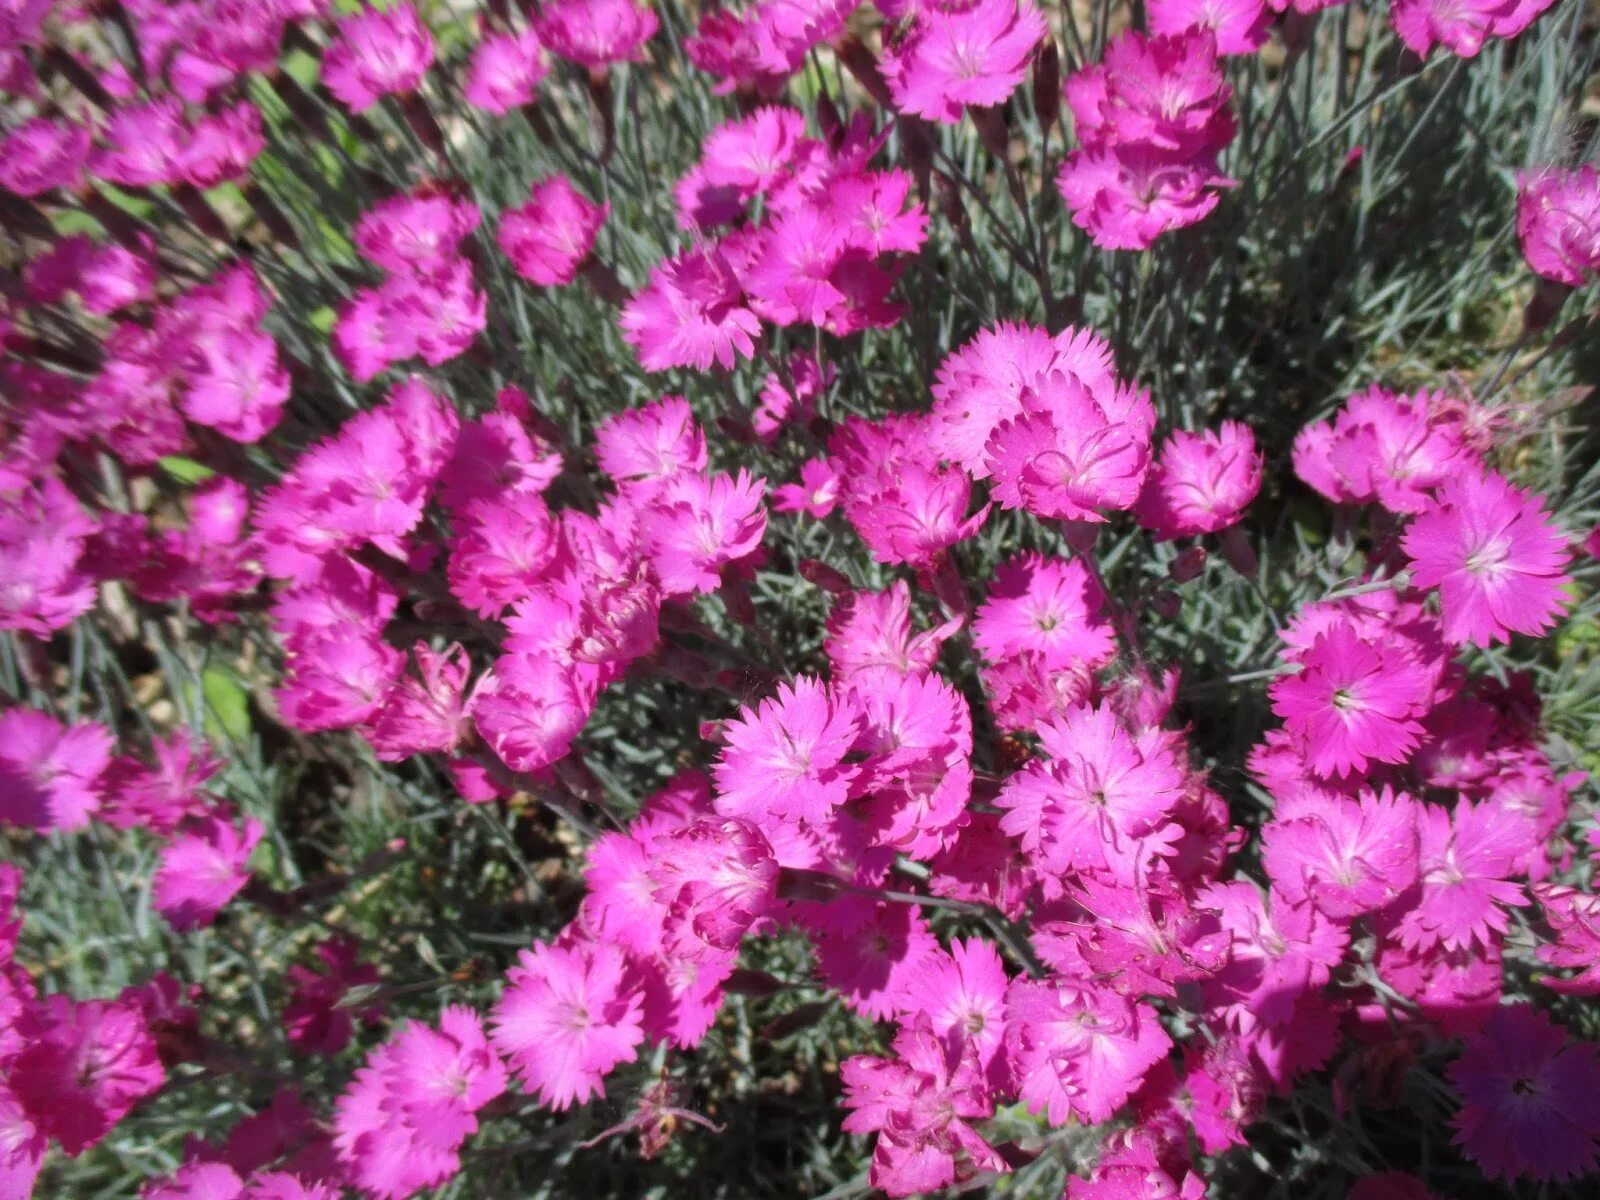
[1169, 546, 1207, 583]
[1218, 525, 1258, 577]
[1032, 40, 1061, 131]
[799, 559, 852, 595]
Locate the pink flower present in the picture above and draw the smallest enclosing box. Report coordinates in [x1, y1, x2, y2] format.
[817, 902, 942, 1019]
[714, 676, 860, 827]
[0, 115, 89, 196]
[620, 246, 761, 372]
[322, 3, 435, 113]
[1448, 1004, 1600, 1181]
[446, 491, 560, 617]
[334, 1007, 505, 1199]
[0, 709, 112, 832]
[1261, 788, 1421, 920]
[696, 106, 808, 199]
[649, 816, 778, 959]
[640, 469, 767, 595]
[1392, 798, 1533, 952]
[995, 703, 1187, 879]
[1534, 884, 1600, 995]
[1056, 144, 1229, 250]
[1401, 469, 1572, 646]
[1147, 0, 1271, 54]
[354, 190, 481, 276]
[1199, 880, 1348, 1029]
[1068, 30, 1235, 158]
[1390, 0, 1556, 59]
[100, 729, 221, 835]
[1135, 420, 1261, 538]
[464, 28, 548, 114]
[9, 993, 165, 1155]
[1005, 976, 1173, 1125]
[153, 814, 264, 931]
[754, 351, 832, 441]
[685, 0, 853, 95]
[897, 937, 1009, 1072]
[491, 938, 645, 1109]
[1294, 386, 1474, 513]
[24, 234, 157, 316]
[1516, 165, 1600, 286]
[0, 477, 101, 635]
[1269, 621, 1434, 778]
[772, 457, 840, 518]
[536, 0, 659, 66]
[498, 176, 608, 286]
[973, 552, 1116, 670]
[470, 652, 591, 774]
[840, 1015, 1005, 1196]
[824, 581, 963, 686]
[367, 642, 475, 761]
[882, 0, 1047, 125]
[595, 395, 707, 493]
[930, 322, 1121, 478]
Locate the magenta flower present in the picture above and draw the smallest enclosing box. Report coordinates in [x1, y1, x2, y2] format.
[491, 938, 646, 1109]
[640, 469, 767, 595]
[8, 993, 165, 1155]
[152, 814, 264, 931]
[1390, 0, 1556, 59]
[772, 457, 841, 518]
[1199, 880, 1348, 1029]
[1269, 621, 1434, 778]
[498, 176, 608, 287]
[0, 477, 101, 635]
[817, 902, 942, 1020]
[283, 937, 383, 1055]
[355, 190, 481, 276]
[1393, 798, 1533, 952]
[1534, 884, 1600, 995]
[595, 395, 707, 493]
[1448, 1004, 1600, 1181]
[1261, 788, 1422, 920]
[714, 676, 860, 827]
[882, 0, 1047, 125]
[0, 115, 89, 196]
[1147, 0, 1271, 54]
[649, 816, 778, 959]
[322, 3, 436, 113]
[685, 0, 853, 95]
[1135, 420, 1262, 538]
[930, 322, 1120, 477]
[621, 246, 761, 371]
[1057, 144, 1230, 250]
[995, 703, 1187, 879]
[0, 708, 112, 832]
[1401, 469, 1572, 646]
[974, 552, 1116, 670]
[470, 652, 591, 774]
[1005, 976, 1173, 1125]
[897, 937, 1009, 1072]
[1069, 30, 1235, 158]
[1516, 165, 1600, 286]
[823, 581, 963, 686]
[464, 28, 549, 115]
[536, 0, 659, 67]
[840, 1015, 1005, 1196]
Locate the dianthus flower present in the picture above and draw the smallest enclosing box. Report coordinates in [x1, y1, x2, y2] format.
[1393, 798, 1533, 952]
[283, 937, 383, 1055]
[354, 190, 480, 275]
[881, 0, 1046, 125]
[996, 703, 1187, 879]
[1447, 1004, 1600, 1182]
[1147, 0, 1271, 53]
[754, 350, 832, 441]
[823, 581, 963, 686]
[817, 902, 942, 1020]
[1533, 884, 1600, 995]
[498, 175, 608, 286]
[9, 993, 165, 1155]
[897, 937, 1009, 1074]
[470, 652, 591, 774]
[1390, 0, 1556, 59]
[595, 395, 707, 494]
[0, 477, 101, 635]
[772, 457, 841, 518]
[1057, 144, 1231, 250]
[1268, 621, 1434, 778]
[100, 729, 221, 835]
[649, 816, 778, 959]
[0, 115, 89, 195]
[973, 552, 1116, 670]
[366, 642, 476, 762]
[696, 106, 808, 201]
[536, 0, 659, 66]
[685, 0, 853, 95]
[840, 1015, 1005, 1196]
[445, 490, 560, 617]
[854, 671, 975, 859]
[1401, 469, 1572, 646]
[152, 813, 264, 931]
[1198, 880, 1348, 1029]
[491, 938, 645, 1109]
[1516, 165, 1600, 286]
[1069, 29, 1235, 156]
[621, 246, 760, 371]
[930, 322, 1119, 478]
[1293, 386, 1473, 513]
[25, 234, 157, 316]
[334, 1007, 505, 1199]
[714, 676, 860, 827]
[1006, 976, 1174, 1125]
[464, 27, 548, 114]
[1261, 787, 1421, 920]
[322, 2, 435, 113]
[0, 708, 113, 832]
[640, 469, 767, 595]
[1136, 420, 1261, 537]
